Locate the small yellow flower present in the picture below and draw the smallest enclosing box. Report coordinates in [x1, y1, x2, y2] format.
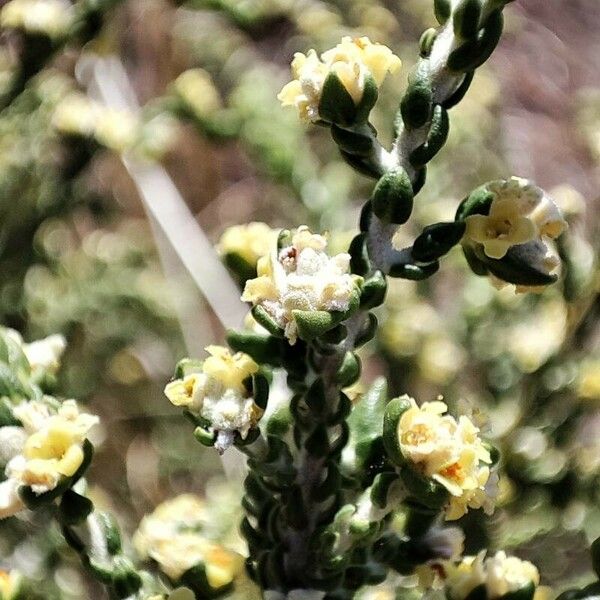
[164, 348, 261, 452]
[397, 398, 493, 520]
[464, 177, 566, 260]
[174, 69, 222, 118]
[164, 374, 204, 411]
[134, 495, 243, 587]
[443, 551, 540, 600]
[52, 93, 100, 137]
[94, 108, 139, 153]
[241, 226, 356, 344]
[0, 400, 97, 518]
[278, 36, 401, 122]
[577, 360, 600, 401]
[9, 400, 97, 495]
[218, 222, 278, 269]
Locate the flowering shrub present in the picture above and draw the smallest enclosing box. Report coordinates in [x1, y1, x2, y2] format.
[0, 0, 597, 600]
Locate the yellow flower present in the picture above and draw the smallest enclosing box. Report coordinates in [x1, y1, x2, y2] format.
[202, 345, 258, 393]
[464, 177, 566, 260]
[278, 36, 401, 122]
[1, 0, 73, 38]
[52, 93, 100, 137]
[577, 360, 600, 401]
[174, 69, 222, 117]
[0, 570, 21, 600]
[0, 400, 97, 518]
[397, 398, 493, 520]
[164, 347, 261, 452]
[9, 400, 97, 495]
[443, 551, 540, 600]
[241, 226, 356, 344]
[218, 222, 278, 269]
[94, 108, 139, 153]
[134, 495, 242, 587]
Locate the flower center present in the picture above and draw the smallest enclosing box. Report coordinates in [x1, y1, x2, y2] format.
[401, 424, 433, 446]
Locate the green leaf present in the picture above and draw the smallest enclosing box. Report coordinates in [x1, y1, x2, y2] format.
[434, 0, 452, 24]
[402, 469, 448, 511]
[409, 104, 449, 167]
[453, 0, 482, 39]
[455, 185, 494, 220]
[58, 489, 93, 526]
[371, 167, 414, 224]
[251, 306, 284, 338]
[463, 584, 488, 600]
[97, 511, 122, 555]
[194, 426, 217, 447]
[388, 261, 439, 280]
[592, 536, 600, 579]
[443, 71, 475, 109]
[349, 233, 370, 276]
[227, 330, 282, 366]
[348, 377, 387, 454]
[400, 61, 433, 129]
[419, 28, 437, 57]
[223, 252, 257, 282]
[382, 395, 413, 466]
[502, 582, 536, 600]
[336, 351, 361, 388]
[318, 72, 357, 125]
[355, 74, 378, 123]
[111, 558, 143, 599]
[252, 372, 269, 410]
[360, 271, 387, 309]
[293, 310, 339, 341]
[448, 10, 504, 72]
[412, 221, 466, 263]
[482, 241, 559, 287]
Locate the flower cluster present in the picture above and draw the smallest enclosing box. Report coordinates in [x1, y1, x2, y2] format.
[0, 0, 73, 38]
[442, 551, 540, 600]
[278, 36, 401, 122]
[134, 494, 243, 589]
[242, 226, 357, 344]
[0, 399, 97, 518]
[397, 398, 494, 520]
[164, 346, 261, 453]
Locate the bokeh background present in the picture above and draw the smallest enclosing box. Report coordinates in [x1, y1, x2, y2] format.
[0, 0, 599, 597]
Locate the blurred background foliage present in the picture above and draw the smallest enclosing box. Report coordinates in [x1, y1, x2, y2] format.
[0, 0, 599, 597]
